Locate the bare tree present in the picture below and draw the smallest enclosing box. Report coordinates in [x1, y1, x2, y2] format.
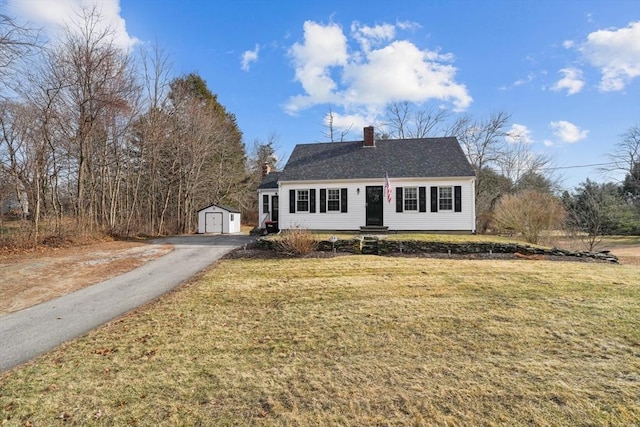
[607, 125, 640, 176]
[124, 42, 173, 235]
[385, 102, 410, 139]
[600, 125, 640, 219]
[498, 139, 554, 189]
[322, 107, 351, 142]
[562, 180, 630, 251]
[385, 102, 450, 139]
[410, 106, 450, 138]
[44, 7, 139, 231]
[449, 110, 511, 173]
[0, 14, 42, 96]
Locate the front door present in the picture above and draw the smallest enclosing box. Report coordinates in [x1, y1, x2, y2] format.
[271, 195, 279, 223]
[366, 186, 383, 226]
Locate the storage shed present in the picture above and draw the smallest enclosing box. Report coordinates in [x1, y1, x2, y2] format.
[197, 204, 241, 234]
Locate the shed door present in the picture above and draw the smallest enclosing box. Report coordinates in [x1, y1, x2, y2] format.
[205, 212, 223, 233]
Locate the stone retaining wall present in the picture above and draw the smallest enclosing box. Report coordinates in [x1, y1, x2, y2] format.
[256, 236, 619, 263]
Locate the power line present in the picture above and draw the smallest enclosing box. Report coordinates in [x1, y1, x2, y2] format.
[539, 162, 618, 171]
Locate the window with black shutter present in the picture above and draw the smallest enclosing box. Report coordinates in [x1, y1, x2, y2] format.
[341, 188, 348, 213]
[396, 186, 403, 212]
[430, 187, 438, 212]
[289, 189, 296, 213]
[309, 189, 316, 213]
[320, 189, 327, 213]
[454, 186, 462, 212]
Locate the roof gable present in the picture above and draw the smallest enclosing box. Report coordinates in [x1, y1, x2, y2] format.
[280, 137, 475, 181]
[258, 171, 281, 189]
[197, 204, 241, 213]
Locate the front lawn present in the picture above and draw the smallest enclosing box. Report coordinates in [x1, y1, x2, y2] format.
[1, 257, 638, 425]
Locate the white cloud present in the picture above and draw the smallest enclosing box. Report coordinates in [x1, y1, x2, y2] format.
[241, 44, 259, 71]
[579, 21, 640, 91]
[514, 73, 535, 87]
[562, 40, 575, 49]
[543, 140, 554, 147]
[324, 111, 370, 135]
[505, 124, 533, 144]
[351, 21, 395, 52]
[7, 0, 138, 50]
[286, 20, 471, 115]
[550, 120, 589, 143]
[287, 21, 348, 112]
[551, 67, 585, 95]
[396, 20, 421, 31]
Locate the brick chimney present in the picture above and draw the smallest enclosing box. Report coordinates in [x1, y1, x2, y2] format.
[363, 126, 375, 147]
[261, 162, 271, 177]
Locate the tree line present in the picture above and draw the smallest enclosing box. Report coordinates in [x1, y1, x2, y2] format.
[2, 8, 637, 248]
[0, 8, 263, 244]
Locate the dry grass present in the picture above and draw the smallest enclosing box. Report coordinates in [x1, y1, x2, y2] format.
[274, 228, 318, 256]
[1, 257, 639, 426]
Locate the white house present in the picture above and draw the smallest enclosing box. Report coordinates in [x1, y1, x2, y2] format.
[258, 126, 476, 233]
[197, 204, 241, 234]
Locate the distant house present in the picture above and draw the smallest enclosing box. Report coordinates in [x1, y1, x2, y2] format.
[258, 126, 476, 233]
[197, 204, 241, 234]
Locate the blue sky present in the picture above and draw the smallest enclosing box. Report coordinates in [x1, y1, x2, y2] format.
[6, 0, 640, 190]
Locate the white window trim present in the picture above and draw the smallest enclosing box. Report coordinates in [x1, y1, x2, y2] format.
[404, 187, 418, 212]
[439, 186, 453, 211]
[296, 189, 309, 213]
[327, 188, 341, 212]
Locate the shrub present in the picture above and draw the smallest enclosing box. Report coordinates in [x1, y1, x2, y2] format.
[493, 190, 566, 244]
[274, 228, 317, 256]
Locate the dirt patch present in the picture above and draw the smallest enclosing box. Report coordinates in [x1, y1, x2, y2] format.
[600, 246, 639, 266]
[0, 240, 172, 316]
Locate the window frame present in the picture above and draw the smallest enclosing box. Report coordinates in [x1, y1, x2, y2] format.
[439, 186, 453, 211]
[327, 188, 341, 212]
[404, 187, 418, 211]
[296, 189, 309, 212]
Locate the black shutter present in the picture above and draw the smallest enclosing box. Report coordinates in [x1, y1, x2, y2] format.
[319, 189, 327, 213]
[262, 195, 269, 213]
[341, 188, 348, 213]
[419, 187, 426, 212]
[454, 186, 462, 212]
[396, 186, 403, 212]
[430, 186, 438, 212]
[310, 189, 316, 213]
[289, 189, 296, 213]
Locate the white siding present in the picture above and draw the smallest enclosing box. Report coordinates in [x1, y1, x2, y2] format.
[257, 189, 278, 228]
[279, 177, 476, 232]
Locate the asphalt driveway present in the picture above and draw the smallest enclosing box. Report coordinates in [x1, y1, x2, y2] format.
[0, 234, 253, 372]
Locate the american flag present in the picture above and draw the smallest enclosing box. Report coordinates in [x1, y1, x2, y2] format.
[384, 172, 392, 203]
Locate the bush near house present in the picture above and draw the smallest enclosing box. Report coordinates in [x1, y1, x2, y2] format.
[493, 190, 566, 244]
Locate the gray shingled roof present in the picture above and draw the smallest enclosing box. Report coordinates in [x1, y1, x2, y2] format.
[279, 137, 475, 181]
[197, 204, 241, 213]
[258, 171, 281, 189]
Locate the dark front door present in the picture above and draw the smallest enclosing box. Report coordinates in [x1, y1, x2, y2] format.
[271, 195, 279, 223]
[366, 186, 383, 226]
